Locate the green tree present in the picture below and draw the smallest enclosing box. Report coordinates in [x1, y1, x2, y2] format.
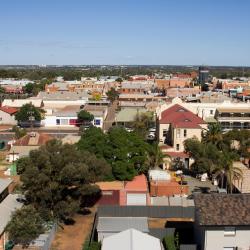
[78, 127, 150, 180]
[147, 143, 165, 169]
[202, 123, 224, 149]
[16, 156, 32, 175]
[77, 110, 94, 126]
[184, 138, 222, 176]
[115, 77, 123, 83]
[106, 87, 119, 103]
[20, 140, 111, 221]
[15, 103, 42, 122]
[12, 125, 27, 139]
[6, 206, 45, 248]
[132, 111, 154, 138]
[215, 152, 242, 193]
[23, 82, 35, 94]
[0, 85, 5, 93]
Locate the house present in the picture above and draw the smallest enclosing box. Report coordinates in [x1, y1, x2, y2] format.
[96, 175, 150, 206]
[42, 104, 107, 129]
[97, 217, 149, 241]
[158, 104, 207, 168]
[6, 132, 54, 162]
[0, 106, 18, 125]
[102, 228, 163, 250]
[0, 194, 23, 250]
[194, 194, 250, 250]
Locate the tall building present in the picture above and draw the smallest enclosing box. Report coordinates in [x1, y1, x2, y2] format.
[199, 66, 209, 84]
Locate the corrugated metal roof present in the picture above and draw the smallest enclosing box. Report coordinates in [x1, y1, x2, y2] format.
[0, 178, 12, 194]
[0, 194, 23, 234]
[97, 217, 149, 233]
[116, 108, 147, 122]
[97, 206, 195, 219]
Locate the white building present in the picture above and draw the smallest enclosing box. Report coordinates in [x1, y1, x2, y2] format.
[102, 229, 163, 250]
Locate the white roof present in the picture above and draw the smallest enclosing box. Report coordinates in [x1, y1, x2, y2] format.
[2, 99, 42, 108]
[0, 194, 23, 235]
[149, 169, 171, 181]
[102, 229, 162, 250]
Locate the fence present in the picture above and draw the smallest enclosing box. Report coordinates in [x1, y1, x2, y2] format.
[97, 205, 195, 219]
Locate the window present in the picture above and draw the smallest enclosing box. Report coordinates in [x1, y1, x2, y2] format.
[176, 129, 181, 138]
[176, 144, 180, 151]
[56, 119, 60, 125]
[163, 129, 168, 137]
[210, 110, 213, 115]
[224, 227, 236, 236]
[60, 119, 69, 125]
[94, 119, 101, 126]
[184, 129, 187, 137]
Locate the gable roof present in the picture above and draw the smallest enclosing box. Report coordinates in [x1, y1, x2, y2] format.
[125, 174, 148, 192]
[160, 104, 205, 128]
[0, 194, 23, 235]
[194, 194, 250, 226]
[102, 229, 162, 250]
[0, 106, 18, 115]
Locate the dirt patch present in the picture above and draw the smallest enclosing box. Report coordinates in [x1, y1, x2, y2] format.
[51, 207, 96, 250]
[148, 218, 167, 228]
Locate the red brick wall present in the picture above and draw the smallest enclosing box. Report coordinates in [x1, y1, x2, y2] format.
[150, 182, 188, 196]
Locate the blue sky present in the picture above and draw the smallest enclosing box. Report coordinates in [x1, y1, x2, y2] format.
[1, 0, 250, 65]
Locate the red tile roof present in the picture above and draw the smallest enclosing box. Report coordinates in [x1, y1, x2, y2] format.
[160, 104, 205, 128]
[125, 174, 148, 192]
[164, 151, 189, 158]
[0, 106, 18, 115]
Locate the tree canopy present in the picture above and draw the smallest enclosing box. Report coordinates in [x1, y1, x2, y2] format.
[20, 140, 112, 221]
[77, 127, 151, 180]
[15, 103, 42, 122]
[77, 110, 94, 126]
[6, 206, 45, 248]
[106, 87, 119, 103]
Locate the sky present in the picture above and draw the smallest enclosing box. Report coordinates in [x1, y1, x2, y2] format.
[0, 0, 250, 66]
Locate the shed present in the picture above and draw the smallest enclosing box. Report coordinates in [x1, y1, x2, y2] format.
[97, 217, 149, 241]
[102, 229, 162, 250]
[149, 169, 171, 181]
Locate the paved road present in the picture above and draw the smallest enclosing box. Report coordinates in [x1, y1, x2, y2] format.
[103, 101, 118, 132]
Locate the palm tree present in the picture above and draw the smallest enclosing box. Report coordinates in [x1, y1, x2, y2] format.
[202, 123, 224, 149]
[147, 143, 166, 169]
[215, 152, 243, 193]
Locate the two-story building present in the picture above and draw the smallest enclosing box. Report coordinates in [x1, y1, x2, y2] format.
[158, 104, 207, 168]
[215, 107, 250, 130]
